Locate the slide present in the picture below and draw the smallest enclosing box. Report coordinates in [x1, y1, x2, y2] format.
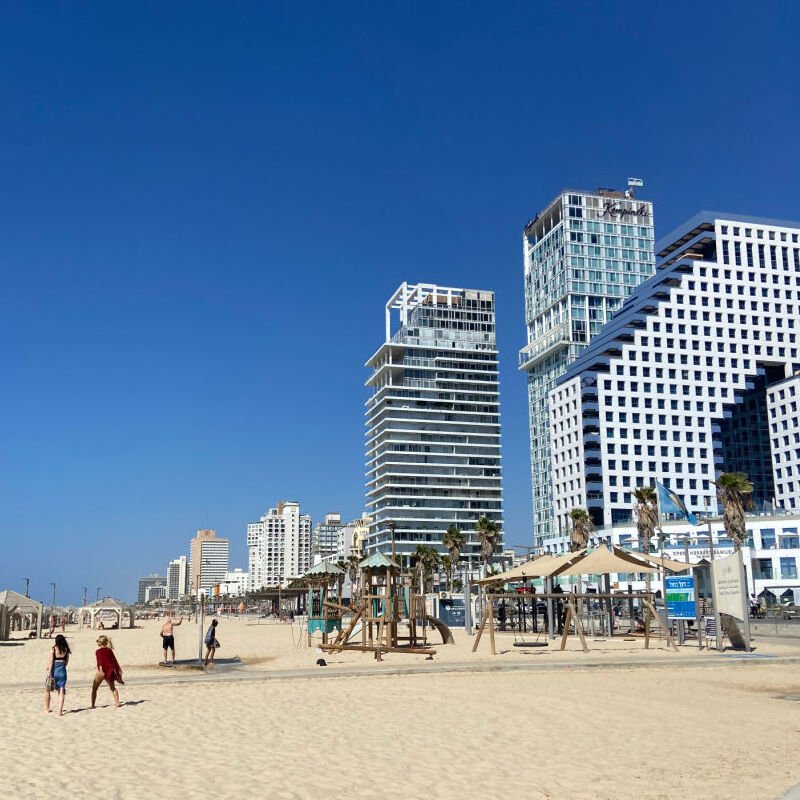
[426, 616, 455, 644]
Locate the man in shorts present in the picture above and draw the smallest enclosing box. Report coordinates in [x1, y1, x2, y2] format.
[160, 613, 183, 665]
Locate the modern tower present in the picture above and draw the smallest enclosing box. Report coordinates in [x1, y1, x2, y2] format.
[188, 529, 229, 597]
[136, 574, 166, 605]
[548, 212, 800, 533]
[247, 501, 312, 589]
[520, 186, 655, 546]
[365, 282, 503, 564]
[166, 555, 189, 601]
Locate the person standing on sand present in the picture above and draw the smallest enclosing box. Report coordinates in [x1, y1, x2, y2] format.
[44, 634, 71, 716]
[91, 635, 123, 708]
[160, 613, 183, 664]
[204, 618, 219, 667]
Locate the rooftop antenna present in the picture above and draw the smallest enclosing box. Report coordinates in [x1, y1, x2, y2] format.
[626, 177, 644, 198]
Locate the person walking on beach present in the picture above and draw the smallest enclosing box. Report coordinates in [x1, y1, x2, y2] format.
[44, 634, 71, 716]
[91, 635, 124, 708]
[204, 618, 219, 668]
[160, 613, 183, 665]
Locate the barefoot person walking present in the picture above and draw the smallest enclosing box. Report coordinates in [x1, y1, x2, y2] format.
[204, 618, 219, 668]
[160, 613, 183, 665]
[91, 635, 123, 708]
[44, 634, 71, 716]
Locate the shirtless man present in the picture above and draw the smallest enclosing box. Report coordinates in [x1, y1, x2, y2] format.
[160, 613, 183, 665]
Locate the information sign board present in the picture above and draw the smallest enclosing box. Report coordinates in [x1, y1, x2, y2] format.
[665, 575, 696, 620]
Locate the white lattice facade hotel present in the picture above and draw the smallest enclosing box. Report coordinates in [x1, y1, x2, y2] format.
[549, 212, 800, 534]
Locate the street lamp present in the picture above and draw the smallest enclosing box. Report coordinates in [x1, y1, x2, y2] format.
[96, 587, 102, 602]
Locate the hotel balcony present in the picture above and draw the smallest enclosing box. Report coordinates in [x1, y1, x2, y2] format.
[518, 321, 571, 371]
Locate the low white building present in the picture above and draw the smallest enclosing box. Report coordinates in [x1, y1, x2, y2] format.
[542, 513, 800, 605]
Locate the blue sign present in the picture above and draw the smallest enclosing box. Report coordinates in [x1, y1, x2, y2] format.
[665, 575, 696, 620]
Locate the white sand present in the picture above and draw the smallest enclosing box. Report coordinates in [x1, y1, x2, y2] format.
[2, 617, 799, 799]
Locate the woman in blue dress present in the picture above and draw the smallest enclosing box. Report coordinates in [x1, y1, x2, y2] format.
[45, 634, 71, 715]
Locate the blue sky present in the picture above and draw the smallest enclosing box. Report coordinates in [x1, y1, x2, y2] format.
[2, 2, 798, 604]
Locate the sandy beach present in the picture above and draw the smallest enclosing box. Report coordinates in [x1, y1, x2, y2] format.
[2, 617, 799, 800]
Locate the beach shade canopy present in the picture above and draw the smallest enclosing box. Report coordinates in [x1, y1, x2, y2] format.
[612, 546, 692, 573]
[304, 559, 345, 578]
[476, 549, 588, 585]
[0, 589, 43, 616]
[359, 553, 399, 570]
[552, 546, 659, 578]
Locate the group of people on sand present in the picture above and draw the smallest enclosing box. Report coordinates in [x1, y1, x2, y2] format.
[160, 614, 220, 667]
[44, 615, 221, 716]
[44, 633, 124, 715]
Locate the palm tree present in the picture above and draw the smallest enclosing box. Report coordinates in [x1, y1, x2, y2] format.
[346, 554, 361, 607]
[633, 486, 659, 554]
[715, 472, 755, 550]
[412, 544, 441, 593]
[441, 555, 454, 591]
[568, 508, 592, 552]
[442, 525, 466, 588]
[474, 515, 501, 577]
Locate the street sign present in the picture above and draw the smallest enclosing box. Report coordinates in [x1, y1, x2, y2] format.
[665, 575, 696, 620]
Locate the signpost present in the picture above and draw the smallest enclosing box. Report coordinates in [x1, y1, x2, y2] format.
[665, 574, 696, 645]
[711, 551, 752, 651]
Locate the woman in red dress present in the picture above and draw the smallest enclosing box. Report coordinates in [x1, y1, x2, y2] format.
[91, 634, 123, 708]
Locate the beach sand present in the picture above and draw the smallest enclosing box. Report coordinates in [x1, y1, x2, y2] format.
[2, 617, 799, 799]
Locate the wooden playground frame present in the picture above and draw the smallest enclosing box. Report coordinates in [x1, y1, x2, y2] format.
[319, 556, 454, 661]
[472, 591, 677, 655]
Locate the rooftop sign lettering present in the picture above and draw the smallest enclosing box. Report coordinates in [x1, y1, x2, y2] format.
[600, 201, 650, 220]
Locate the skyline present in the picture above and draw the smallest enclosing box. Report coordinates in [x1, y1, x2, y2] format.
[2, 3, 800, 604]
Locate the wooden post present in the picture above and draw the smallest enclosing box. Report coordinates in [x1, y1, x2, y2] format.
[472, 602, 492, 653]
[488, 596, 496, 656]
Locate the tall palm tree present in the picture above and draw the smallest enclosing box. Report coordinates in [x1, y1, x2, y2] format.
[346, 554, 361, 607]
[568, 508, 592, 552]
[441, 555, 454, 591]
[715, 472, 754, 550]
[474, 515, 501, 577]
[412, 544, 441, 593]
[633, 486, 659, 554]
[442, 525, 466, 588]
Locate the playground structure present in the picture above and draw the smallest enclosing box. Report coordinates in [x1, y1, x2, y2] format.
[318, 552, 454, 661]
[304, 559, 345, 645]
[472, 590, 675, 654]
[472, 545, 684, 654]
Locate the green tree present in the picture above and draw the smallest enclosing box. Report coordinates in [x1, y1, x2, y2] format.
[412, 544, 441, 593]
[568, 508, 592, 552]
[346, 554, 361, 606]
[474, 515, 501, 577]
[441, 554, 454, 591]
[633, 486, 659, 554]
[442, 525, 466, 588]
[715, 472, 754, 550]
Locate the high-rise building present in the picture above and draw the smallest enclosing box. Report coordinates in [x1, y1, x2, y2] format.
[189, 529, 229, 597]
[312, 513, 344, 562]
[520, 187, 655, 546]
[548, 211, 800, 533]
[137, 574, 166, 605]
[365, 282, 503, 564]
[166, 555, 188, 600]
[247, 501, 312, 589]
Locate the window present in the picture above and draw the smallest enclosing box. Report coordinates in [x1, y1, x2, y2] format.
[780, 557, 797, 579]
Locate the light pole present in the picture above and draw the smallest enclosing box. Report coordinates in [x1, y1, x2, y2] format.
[96, 587, 102, 602]
[23, 577, 30, 598]
[50, 582, 56, 611]
[82, 586, 88, 606]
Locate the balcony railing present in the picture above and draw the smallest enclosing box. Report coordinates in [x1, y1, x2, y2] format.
[518, 321, 571, 370]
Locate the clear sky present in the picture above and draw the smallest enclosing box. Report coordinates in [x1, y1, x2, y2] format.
[2, 2, 799, 605]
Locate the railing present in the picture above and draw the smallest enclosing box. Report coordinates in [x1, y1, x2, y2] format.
[519, 321, 571, 369]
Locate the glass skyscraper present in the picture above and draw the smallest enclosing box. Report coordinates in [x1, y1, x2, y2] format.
[520, 188, 655, 546]
[365, 283, 503, 564]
